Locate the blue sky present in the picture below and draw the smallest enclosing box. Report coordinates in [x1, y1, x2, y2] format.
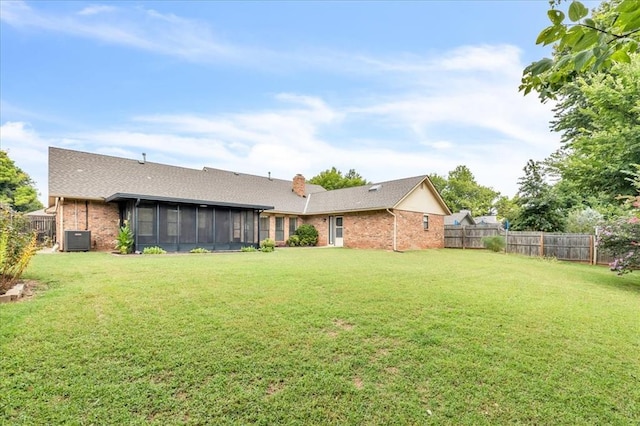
[1, 1, 583, 205]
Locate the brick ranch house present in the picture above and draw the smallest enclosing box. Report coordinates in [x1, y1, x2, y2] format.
[48, 147, 451, 252]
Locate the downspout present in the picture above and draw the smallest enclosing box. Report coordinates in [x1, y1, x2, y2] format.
[386, 208, 397, 252]
[60, 197, 64, 251]
[85, 200, 89, 230]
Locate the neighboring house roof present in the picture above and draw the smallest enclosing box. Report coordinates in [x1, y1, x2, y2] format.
[444, 210, 476, 225]
[25, 209, 54, 217]
[475, 215, 499, 225]
[304, 176, 450, 215]
[49, 147, 451, 216]
[49, 147, 325, 213]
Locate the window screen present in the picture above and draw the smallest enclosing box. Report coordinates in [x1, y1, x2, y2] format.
[215, 208, 230, 244]
[289, 217, 297, 236]
[137, 205, 157, 245]
[180, 206, 197, 244]
[198, 208, 213, 244]
[259, 216, 270, 241]
[159, 205, 178, 244]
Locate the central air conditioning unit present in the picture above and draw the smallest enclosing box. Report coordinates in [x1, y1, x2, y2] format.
[65, 230, 91, 252]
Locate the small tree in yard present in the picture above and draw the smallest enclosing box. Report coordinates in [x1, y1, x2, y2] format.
[0, 210, 38, 293]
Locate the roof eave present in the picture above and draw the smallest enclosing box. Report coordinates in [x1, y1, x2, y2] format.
[302, 206, 393, 216]
[105, 193, 274, 210]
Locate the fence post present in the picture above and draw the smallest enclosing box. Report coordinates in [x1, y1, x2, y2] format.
[593, 227, 599, 265]
[540, 232, 544, 257]
[462, 225, 465, 250]
[505, 227, 509, 254]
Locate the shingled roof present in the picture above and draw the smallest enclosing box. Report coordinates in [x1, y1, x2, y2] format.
[49, 147, 449, 216]
[49, 147, 325, 213]
[304, 175, 435, 214]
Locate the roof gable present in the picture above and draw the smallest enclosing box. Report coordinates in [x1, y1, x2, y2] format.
[304, 176, 450, 215]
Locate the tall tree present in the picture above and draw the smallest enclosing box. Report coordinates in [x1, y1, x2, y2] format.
[511, 160, 565, 231]
[546, 56, 640, 198]
[0, 151, 43, 213]
[521, 0, 640, 101]
[308, 167, 369, 190]
[430, 166, 500, 217]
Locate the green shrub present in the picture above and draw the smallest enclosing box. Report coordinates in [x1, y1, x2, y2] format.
[286, 235, 300, 247]
[0, 210, 38, 294]
[482, 235, 506, 252]
[260, 238, 275, 253]
[190, 248, 211, 253]
[240, 246, 258, 252]
[115, 222, 134, 254]
[143, 246, 167, 254]
[294, 224, 318, 246]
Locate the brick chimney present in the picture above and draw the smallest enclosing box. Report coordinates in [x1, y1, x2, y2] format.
[292, 174, 306, 197]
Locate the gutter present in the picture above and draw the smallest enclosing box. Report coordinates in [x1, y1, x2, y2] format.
[386, 208, 398, 252]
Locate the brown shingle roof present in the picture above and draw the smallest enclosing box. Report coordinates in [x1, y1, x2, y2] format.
[304, 175, 433, 214]
[49, 147, 449, 216]
[48, 147, 325, 213]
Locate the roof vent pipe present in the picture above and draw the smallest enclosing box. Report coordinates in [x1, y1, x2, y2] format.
[139, 153, 146, 164]
[268, 171, 272, 181]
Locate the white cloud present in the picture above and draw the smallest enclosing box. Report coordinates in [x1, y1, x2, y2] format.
[422, 140, 454, 150]
[77, 5, 115, 16]
[0, 122, 51, 201]
[0, 0, 238, 62]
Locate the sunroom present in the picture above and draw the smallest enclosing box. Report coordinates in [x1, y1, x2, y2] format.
[106, 193, 273, 252]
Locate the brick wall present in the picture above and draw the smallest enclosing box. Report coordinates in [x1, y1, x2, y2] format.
[57, 199, 119, 251]
[395, 209, 445, 250]
[260, 214, 301, 246]
[343, 210, 394, 250]
[304, 209, 445, 250]
[303, 216, 330, 246]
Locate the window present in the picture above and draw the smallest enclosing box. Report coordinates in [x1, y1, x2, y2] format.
[159, 205, 178, 244]
[423, 214, 429, 230]
[138, 206, 155, 236]
[259, 216, 270, 241]
[289, 217, 297, 237]
[232, 210, 242, 242]
[275, 217, 284, 241]
[137, 205, 157, 245]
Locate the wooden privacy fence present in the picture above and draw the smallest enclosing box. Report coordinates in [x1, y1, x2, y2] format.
[28, 215, 56, 244]
[444, 225, 613, 265]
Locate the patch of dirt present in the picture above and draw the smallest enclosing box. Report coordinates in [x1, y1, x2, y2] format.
[353, 377, 364, 389]
[266, 381, 285, 396]
[333, 319, 354, 331]
[385, 366, 399, 375]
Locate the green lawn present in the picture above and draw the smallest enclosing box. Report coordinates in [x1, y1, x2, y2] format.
[1, 249, 639, 425]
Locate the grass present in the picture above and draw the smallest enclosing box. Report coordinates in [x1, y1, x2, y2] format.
[1, 249, 639, 425]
